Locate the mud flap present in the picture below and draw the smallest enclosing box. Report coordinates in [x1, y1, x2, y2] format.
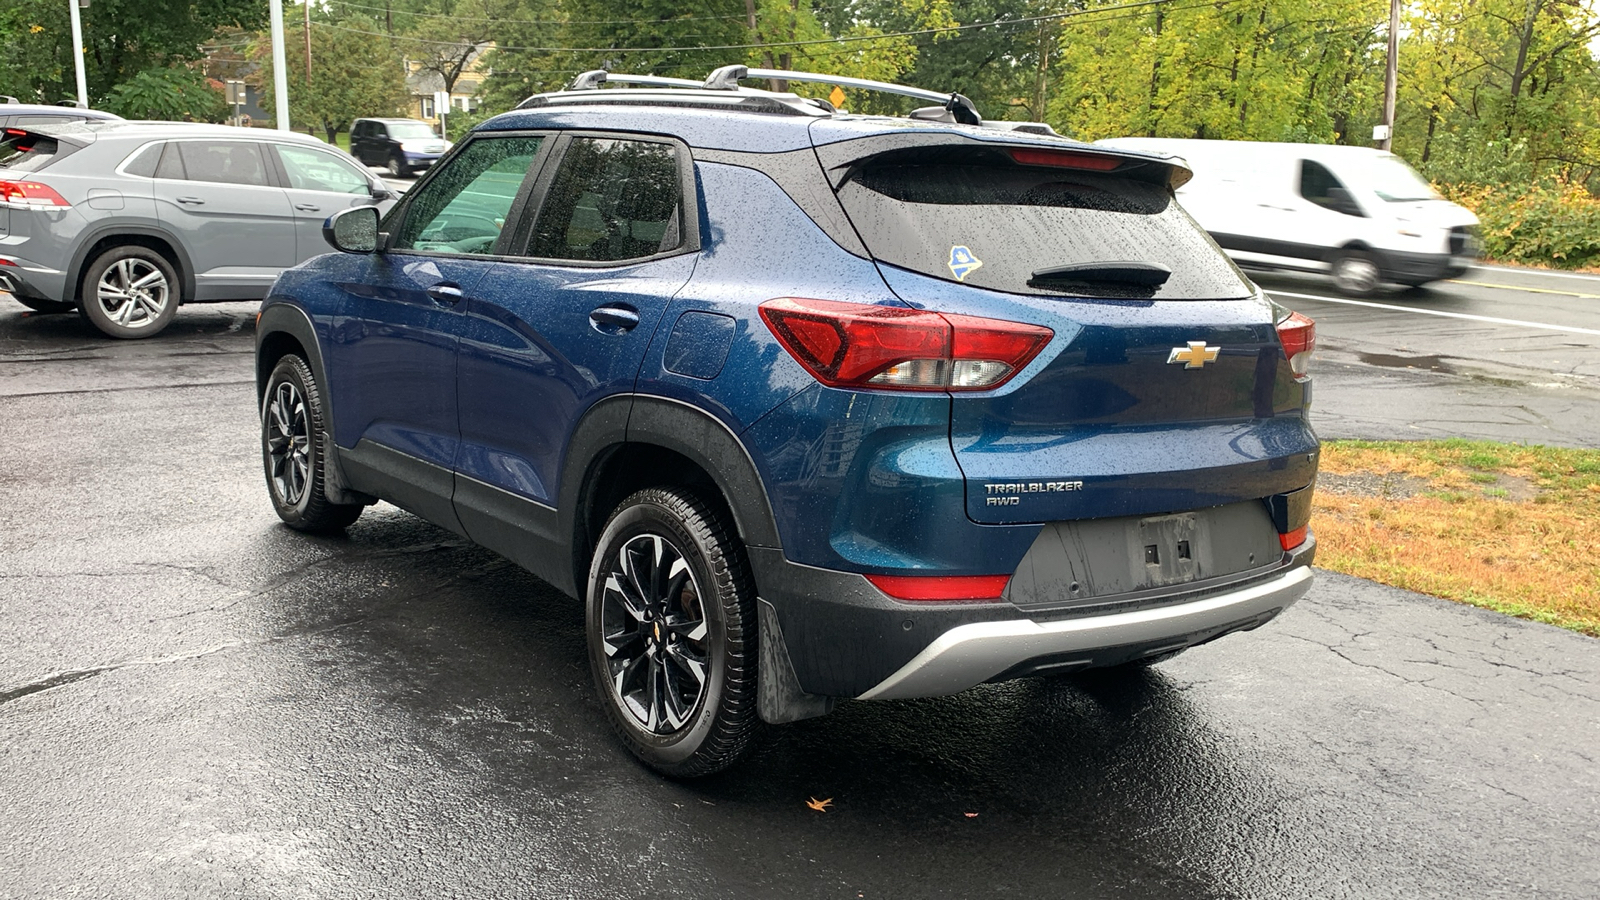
[757, 598, 836, 724]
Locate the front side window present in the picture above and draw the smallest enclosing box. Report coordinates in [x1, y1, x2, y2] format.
[392, 135, 542, 255]
[526, 138, 683, 263]
[276, 144, 370, 195]
[177, 141, 270, 186]
[1299, 160, 1347, 208]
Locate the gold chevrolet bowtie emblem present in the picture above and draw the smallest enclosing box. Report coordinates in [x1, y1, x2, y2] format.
[1167, 341, 1220, 369]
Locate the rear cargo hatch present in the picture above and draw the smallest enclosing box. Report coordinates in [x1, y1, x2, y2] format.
[821, 131, 1318, 525]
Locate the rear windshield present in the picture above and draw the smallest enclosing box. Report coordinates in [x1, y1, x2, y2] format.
[0, 133, 67, 174]
[836, 152, 1253, 300]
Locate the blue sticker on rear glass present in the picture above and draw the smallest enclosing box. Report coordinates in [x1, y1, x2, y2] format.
[948, 245, 983, 281]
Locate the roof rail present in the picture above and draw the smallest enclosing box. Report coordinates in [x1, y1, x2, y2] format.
[702, 65, 982, 125]
[568, 70, 705, 91]
[0, 96, 19, 104]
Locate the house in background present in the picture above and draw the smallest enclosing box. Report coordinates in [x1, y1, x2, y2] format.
[405, 42, 491, 132]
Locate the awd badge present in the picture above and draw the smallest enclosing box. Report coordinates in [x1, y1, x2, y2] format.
[948, 246, 983, 281]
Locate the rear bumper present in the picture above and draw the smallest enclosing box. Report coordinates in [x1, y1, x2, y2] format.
[0, 255, 66, 302]
[751, 536, 1316, 700]
[858, 564, 1311, 699]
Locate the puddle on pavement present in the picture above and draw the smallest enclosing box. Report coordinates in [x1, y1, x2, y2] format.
[1357, 351, 1457, 373]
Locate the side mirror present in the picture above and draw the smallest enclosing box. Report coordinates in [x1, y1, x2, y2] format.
[324, 205, 379, 253]
[370, 184, 395, 202]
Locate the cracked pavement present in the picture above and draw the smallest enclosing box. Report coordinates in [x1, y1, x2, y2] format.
[2, 288, 1598, 898]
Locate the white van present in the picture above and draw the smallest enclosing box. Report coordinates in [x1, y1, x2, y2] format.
[1095, 138, 1481, 295]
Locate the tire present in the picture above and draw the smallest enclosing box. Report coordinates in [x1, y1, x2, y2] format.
[14, 296, 75, 314]
[261, 355, 364, 533]
[1330, 250, 1381, 296]
[586, 487, 758, 777]
[78, 245, 179, 339]
[386, 153, 406, 178]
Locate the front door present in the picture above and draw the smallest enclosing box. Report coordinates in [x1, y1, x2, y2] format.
[269, 142, 383, 262]
[452, 135, 696, 575]
[324, 132, 548, 530]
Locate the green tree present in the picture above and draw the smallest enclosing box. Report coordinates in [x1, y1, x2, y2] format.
[252, 11, 410, 143]
[0, 0, 265, 106]
[103, 65, 228, 121]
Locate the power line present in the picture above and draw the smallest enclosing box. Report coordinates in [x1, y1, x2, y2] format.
[324, 0, 762, 26]
[310, 0, 1210, 54]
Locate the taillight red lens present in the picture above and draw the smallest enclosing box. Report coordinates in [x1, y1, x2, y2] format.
[0, 179, 70, 208]
[865, 574, 1011, 601]
[1009, 148, 1123, 171]
[1276, 310, 1315, 376]
[759, 297, 1052, 391]
[1279, 526, 1308, 551]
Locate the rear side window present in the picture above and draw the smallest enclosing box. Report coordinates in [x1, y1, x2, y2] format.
[526, 138, 683, 263]
[122, 143, 162, 177]
[0, 133, 67, 174]
[392, 135, 542, 255]
[835, 151, 1252, 300]
[154, 142, 185, 179]
[177, 141, 270, 186]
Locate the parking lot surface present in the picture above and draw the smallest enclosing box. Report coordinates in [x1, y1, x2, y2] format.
[1, 290, 1597, 898]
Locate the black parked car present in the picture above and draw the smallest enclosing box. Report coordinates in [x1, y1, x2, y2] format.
[348, 117, 451, 177]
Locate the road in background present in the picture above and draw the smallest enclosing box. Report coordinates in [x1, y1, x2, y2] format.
[1, 304, 1596, 898]
[1256, 265, 1600, 447]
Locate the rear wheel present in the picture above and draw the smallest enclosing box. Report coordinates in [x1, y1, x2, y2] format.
[79, 246, 178, 338]
[1331, 250, 1381, 296]
[14, 296, 75, 314]
[586, 487, 758, 777]
[261, 355, 364, 532]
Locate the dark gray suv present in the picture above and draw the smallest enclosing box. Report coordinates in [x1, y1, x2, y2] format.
[0, 121, 393, 338]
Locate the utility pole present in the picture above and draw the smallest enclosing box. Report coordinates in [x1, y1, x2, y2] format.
[303, 0, 312, 85]
[67, 0, 88, 108]
[269, 0, 291, 130]
[1380, 0, 1399, 151]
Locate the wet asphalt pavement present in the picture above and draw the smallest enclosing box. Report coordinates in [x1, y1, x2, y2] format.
[2, 286, 1598, 898]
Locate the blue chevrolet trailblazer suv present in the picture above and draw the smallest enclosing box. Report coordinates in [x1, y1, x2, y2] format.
[254, 66, 1320, 776]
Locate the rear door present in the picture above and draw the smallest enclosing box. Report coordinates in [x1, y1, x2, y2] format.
[821, 135, 1317, 525]
[151, 140, 297, 298]
[451, 134, 696, 573]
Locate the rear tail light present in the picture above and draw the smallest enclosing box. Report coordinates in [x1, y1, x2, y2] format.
[865, 574, 1011, 601]
[1276, 310, 1315, 376]
[1279, 526, 1308, 551]
[0, 179, 70, 209]
[759, 297, 1052, 391]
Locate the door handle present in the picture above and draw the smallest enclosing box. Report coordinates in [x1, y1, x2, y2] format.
[295, 203, 322, 212]
[176, 196, 205, 205]
[426, 282, 465, 306]
[589, 305, 640, 333]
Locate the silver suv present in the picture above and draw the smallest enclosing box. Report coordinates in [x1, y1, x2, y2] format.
[0, 121, 394, 338]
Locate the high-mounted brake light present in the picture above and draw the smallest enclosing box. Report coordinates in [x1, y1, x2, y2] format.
[1009, 148, 1123, 171]
[4, 128, 28, 137]
[865, 574, 1011, 602]
[1276, 310, 1315, 376]
[0, 179, 70, 209]
[759, 298, 1052, 391]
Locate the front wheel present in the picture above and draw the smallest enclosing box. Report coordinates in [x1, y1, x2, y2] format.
[386, 153, 406, 178]
[586, 488, 758, 777]
[1331, 250, 1381, 296]
[79, 246, 178, 338]
[261, 355, 364, 532]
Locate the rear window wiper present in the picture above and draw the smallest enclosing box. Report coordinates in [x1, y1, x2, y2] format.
[1029, 261, 1172, 288]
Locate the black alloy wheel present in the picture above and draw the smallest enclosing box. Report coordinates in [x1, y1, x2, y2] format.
[586, 487, 758, 777]
[261, 355, 364, 532]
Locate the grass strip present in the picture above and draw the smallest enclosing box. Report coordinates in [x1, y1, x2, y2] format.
[1312, 438, 1600, 637]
